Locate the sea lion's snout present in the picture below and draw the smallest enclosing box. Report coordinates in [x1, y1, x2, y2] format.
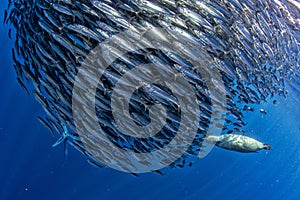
[263, 144, 272, 150]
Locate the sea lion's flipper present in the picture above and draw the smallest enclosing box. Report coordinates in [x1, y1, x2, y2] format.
[215, 141, 221, 146]
[263, 144, 272, 150]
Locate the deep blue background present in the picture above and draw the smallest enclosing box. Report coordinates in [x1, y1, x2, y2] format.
[1, 1, 299, 199]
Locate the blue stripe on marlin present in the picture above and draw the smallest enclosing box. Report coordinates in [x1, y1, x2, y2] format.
[4, 0, 300, 171]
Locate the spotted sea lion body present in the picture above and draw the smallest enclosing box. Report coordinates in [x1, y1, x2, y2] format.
[204, 134, 271, 153]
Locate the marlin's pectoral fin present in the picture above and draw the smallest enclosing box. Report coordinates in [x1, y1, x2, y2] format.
[64, 139, 69, 160]
[52, 136, 65, 147]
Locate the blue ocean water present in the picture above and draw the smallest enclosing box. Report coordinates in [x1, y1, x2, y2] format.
[0, 1, 299, 200]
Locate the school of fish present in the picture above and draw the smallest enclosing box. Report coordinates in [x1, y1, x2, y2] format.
[4, 0, 300, 171]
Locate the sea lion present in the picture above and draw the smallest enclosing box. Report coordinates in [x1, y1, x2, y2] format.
[204, 134, 271, 153]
